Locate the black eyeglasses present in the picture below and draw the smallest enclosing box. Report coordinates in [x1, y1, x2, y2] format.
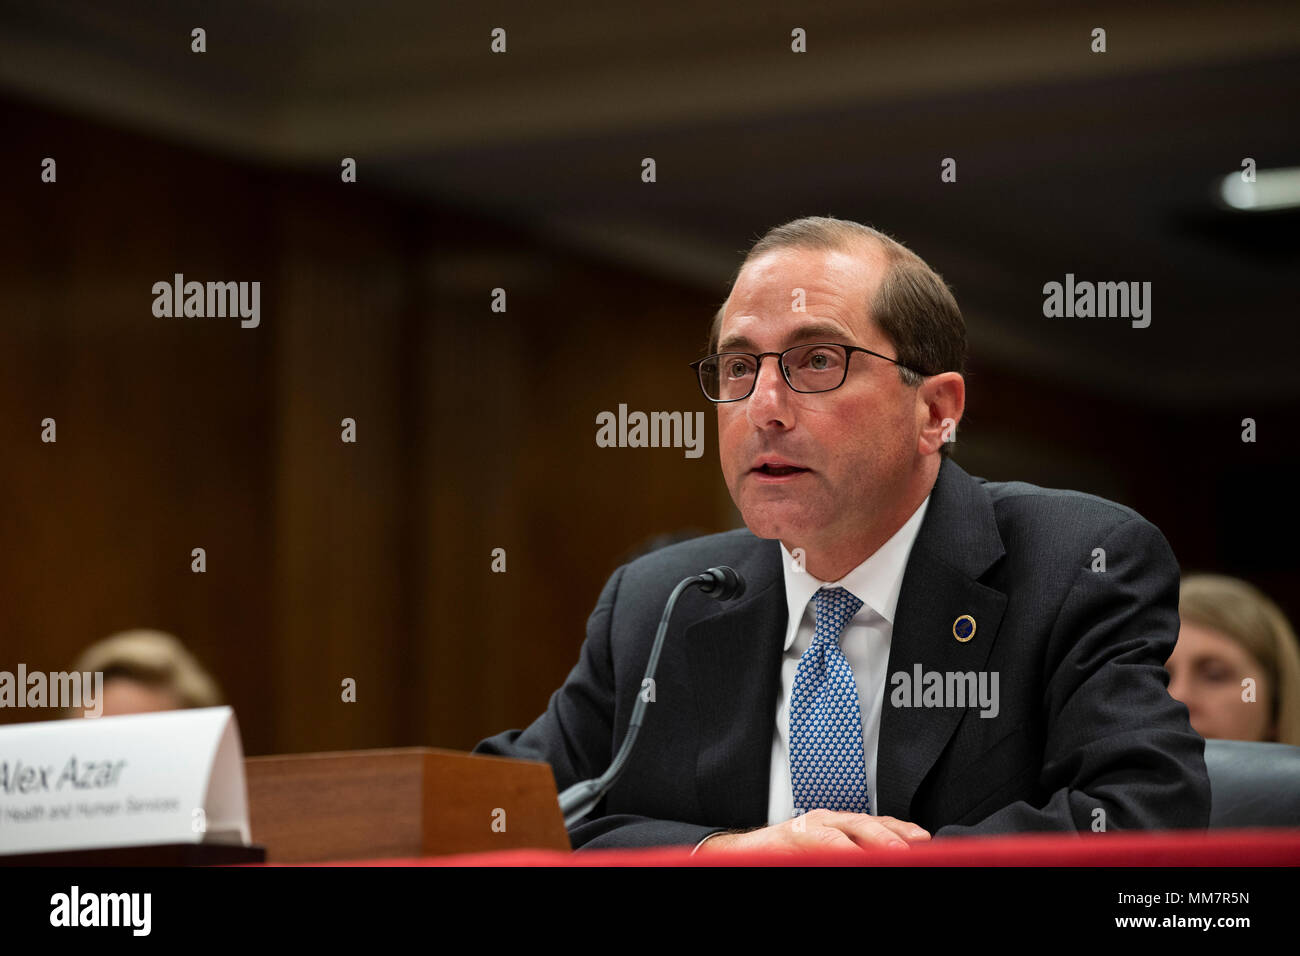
[689, 342, 929, 403]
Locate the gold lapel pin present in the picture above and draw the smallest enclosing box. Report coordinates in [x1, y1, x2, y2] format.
[953, 614, 976, 642]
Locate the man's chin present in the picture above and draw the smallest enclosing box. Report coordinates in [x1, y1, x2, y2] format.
[737, 502, 818, 542]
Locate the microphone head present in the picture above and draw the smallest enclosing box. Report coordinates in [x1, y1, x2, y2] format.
[697, 566, 746, 601]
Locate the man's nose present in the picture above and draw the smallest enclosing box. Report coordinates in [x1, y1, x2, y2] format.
[746, 355, 794, 429]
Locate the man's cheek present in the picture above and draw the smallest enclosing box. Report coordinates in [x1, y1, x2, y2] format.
[717, 426, 743, 476]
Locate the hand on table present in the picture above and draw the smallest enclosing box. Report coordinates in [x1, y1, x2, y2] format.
[694, 810, 931, 854]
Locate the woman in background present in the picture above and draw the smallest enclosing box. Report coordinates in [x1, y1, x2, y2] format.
[66, 629, 223, 718]
[1167, 574, 1300, 745]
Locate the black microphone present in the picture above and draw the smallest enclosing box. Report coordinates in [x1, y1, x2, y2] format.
[556, 566, 747, 828]
[695, 564, 745, 600]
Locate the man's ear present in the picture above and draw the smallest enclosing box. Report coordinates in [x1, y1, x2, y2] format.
[917, 372, 965, 455]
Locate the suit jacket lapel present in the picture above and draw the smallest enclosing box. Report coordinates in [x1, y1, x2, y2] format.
[876, 458, 1009, 820]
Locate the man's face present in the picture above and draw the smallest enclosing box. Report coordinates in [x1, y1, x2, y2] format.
[716, 243, 922, 555]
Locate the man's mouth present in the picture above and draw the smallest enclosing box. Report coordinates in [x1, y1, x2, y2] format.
[751, 462, 811, 481]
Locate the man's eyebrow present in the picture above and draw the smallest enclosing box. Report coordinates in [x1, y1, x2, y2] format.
[717, 322, 854, 353]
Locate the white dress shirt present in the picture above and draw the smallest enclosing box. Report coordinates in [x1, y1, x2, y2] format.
[767, 494, 931, 825]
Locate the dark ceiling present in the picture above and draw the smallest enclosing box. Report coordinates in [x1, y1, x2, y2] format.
[2, 0, 1297, 407]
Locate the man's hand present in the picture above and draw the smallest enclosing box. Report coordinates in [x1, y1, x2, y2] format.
[695, 811, 931, 854]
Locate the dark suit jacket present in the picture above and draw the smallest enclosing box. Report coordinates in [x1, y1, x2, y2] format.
[473, 458, 1211, 849]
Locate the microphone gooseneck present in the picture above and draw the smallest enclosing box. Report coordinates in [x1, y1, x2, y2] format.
[556, 566, 746, 827]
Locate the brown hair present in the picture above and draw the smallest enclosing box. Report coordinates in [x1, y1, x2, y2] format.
[707, 216, 966, 455]
[1179, 574, 1300, 745]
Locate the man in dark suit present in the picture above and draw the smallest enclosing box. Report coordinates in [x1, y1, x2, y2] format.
[473, 216, 1210, 852]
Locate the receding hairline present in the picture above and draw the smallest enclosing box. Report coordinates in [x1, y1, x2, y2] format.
[711, 231, 913, 351]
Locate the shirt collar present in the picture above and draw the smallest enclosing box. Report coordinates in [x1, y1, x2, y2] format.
[777, 494, 931, 652]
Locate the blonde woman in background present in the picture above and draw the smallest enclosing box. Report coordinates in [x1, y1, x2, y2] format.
[1167, 574, 1300, 745]
[66, 629, 223, 718]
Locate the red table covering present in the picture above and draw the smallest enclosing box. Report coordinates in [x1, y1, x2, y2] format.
[258, 828, 1300, 866]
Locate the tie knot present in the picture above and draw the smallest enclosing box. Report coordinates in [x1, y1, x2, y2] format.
[812, 587, 862, 644]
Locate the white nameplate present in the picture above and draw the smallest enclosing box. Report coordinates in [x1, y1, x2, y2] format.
[0, 706, 249, 855]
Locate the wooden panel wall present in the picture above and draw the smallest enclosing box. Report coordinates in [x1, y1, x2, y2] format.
[1, 94, 1295, 758]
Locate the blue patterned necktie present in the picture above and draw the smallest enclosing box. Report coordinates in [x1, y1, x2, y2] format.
[789, 586, 870, 814]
